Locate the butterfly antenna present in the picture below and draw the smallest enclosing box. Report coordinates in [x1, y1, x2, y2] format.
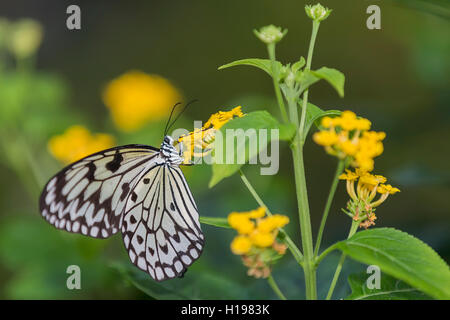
[166, 99, 198, 135]
[164, 102, 182, 136]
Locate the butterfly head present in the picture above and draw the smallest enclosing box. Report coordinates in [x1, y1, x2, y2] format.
[160, 135, 183, 165]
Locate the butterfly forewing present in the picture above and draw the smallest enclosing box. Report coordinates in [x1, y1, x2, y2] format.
[121, 164, 204, 281]
[39, 145, 159, 238]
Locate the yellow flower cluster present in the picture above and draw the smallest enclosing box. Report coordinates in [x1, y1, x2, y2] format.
[102, 71, 181, 132]
[48, 125, 115, 164]
[313, 111, 385, 172]
[228, 207, 289, 278]
[340, 168, 400, 228]
[178, 106, 244, 162]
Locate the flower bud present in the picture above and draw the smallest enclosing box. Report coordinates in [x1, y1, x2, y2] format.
[305, 3, 332, 22]
[253, 25, 287, 45]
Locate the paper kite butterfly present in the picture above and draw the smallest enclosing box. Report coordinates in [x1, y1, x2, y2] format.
[39, 103, 204, 281]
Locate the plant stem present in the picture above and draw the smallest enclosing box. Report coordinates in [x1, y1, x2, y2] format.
[267, 274, 287, 300]
[267, 43, 289, 123]
[314, 159, 345, 257]
[325, 220, 359, 300]
[285, 19, 321, 301]
[238, 169, 304, 266]
[299, 21, 320, 144]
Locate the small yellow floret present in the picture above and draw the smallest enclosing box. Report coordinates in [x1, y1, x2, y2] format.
[231, 235, 252, 255]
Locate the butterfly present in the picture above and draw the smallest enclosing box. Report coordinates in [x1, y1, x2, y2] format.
[39, 103, 204, 281]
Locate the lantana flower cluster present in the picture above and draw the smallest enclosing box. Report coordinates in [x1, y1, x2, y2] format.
[177, 106, 244, 163]
[313, 111, 384, 172]
[339, 169, 400, 228]
[228, 207, 289, 278]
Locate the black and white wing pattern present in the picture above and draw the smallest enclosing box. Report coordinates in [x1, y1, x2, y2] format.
[121, 164, 204, 281]
[39, 145, 159, 239]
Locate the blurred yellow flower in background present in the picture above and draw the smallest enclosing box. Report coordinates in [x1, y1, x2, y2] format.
[48, 125, 115, 164]
[102, 71, 181, 132]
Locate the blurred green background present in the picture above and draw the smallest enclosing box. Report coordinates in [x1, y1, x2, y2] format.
[0, 0, 448, 299]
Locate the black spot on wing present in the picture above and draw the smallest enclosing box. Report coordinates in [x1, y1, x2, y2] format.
[106, 151, 123, 173]
[86, 162, 96, 181]
[120, 183, 130, 201]
[143, 178, 150, 184]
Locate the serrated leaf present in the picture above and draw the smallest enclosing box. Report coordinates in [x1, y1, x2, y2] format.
[209, 111, 295, 188]
[218, 58, 283, 79]
[346, 272, 431, 300]
[335, 228, 450, 300]
[310, 67, 345, 97]
[199, 216, 230, 229]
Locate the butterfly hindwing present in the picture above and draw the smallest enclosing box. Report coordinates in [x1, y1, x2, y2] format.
[39, 145, 159, 239]
[122, 164, 204, 281]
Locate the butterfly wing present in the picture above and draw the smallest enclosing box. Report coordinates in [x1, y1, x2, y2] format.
[121, 163, 204, 281]
[39, 145, 159, 238]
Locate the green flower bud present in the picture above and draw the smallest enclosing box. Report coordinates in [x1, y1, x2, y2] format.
[305, 3, 332, 22]
[253, 25, 287, 45]
[7, 19, 43, 59]
[285, 70, 296, 89]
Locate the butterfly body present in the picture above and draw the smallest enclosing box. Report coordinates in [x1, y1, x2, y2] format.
[39, 135, 204, 281]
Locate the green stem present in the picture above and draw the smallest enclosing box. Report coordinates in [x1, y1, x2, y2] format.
[299, 21, 320, 144]
[267, 274, 287, 300]
[285, 19, 321, 301]
[267, 43, 289, 123]
[314, 159, 345, 257]
[238, 169, 304, 266]
[326, 220, 359, 300]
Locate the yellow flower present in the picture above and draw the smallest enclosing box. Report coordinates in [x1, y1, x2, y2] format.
[257, 214, 289, 233]
[337, 111, 358, 131]
[377, 184, 400, 195]
[314, 111, 385, 172]
[313, 130, 339, 146]
[321, 116, 334, 128]
[178, 106, 245, 162]
[102, 71, 181, 132]
[231, 236, 252, 255]
[48, 125, 115, 164]
[250, 231, 275, 248]
[341, 169, 400, 228]
[228, 212, 255, 235]
[204, 106, 244, 130]
[339, 169, 359, 181]
[228, 208, 290, 278]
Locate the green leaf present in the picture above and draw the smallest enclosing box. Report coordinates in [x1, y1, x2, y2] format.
[199, 216, 230, 229]
[310, 67, 345, 97]
[114, 263, 253, 299]
[292, 57, 306, 72]
[297, 70, 320, 92]
[346, 272, 431, 300]
[299, 99, 341, 136]
[218, 58, 283, 79]
[335, 228, 450, 300]
[113, 263, 189, 299]
[209, 111, 296, 188]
